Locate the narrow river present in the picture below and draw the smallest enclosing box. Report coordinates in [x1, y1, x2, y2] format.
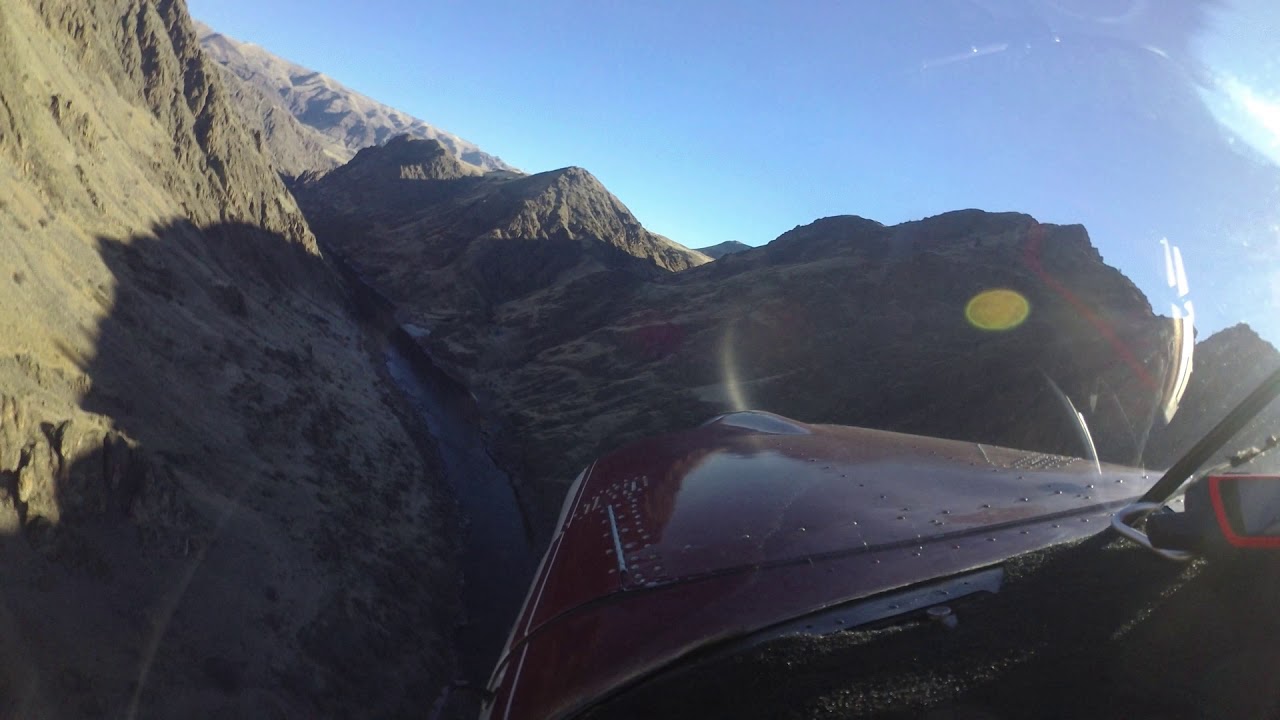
[322, 245, 536, 688]
[383, 333, 537, 686]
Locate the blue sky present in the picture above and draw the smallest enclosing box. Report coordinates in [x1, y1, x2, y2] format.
[190, 0, 1280, 341]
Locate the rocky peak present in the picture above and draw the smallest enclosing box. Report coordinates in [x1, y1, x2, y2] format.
[350, 134, 483, 181]
[296, 148, 709, 325]
[498, 167, 640, 232]
[763, 215, 888, 263]
[1201, 322, 1269, 350]
[487, 166, 710, 274]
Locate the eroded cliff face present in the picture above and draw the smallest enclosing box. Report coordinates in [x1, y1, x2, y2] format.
[0, 1, 458, 716]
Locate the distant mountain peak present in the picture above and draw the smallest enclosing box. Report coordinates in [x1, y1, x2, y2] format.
[695, 241, 752, 260]
[1207, 322, 1268, 345]
[195, 20, 518, 175]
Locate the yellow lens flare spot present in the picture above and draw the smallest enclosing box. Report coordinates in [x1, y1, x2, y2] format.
[965, 288, 1030, 331]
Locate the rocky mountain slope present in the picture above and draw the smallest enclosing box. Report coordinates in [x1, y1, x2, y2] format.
[295, 135, 710, 331]
[302, 177, 1180, 529]
[484, 212, 1181, 526]
[696, 240, 752, 259]
[0, 1, 457, 716]
[196, 21, 516, 174]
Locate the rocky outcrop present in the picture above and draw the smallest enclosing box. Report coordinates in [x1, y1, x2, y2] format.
[0, 1, 458, 716]
[196, 21, 517, 173]
[0, 396, 181, 532]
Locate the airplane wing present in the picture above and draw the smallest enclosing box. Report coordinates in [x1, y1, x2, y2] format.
[482, 411, 1156, 720]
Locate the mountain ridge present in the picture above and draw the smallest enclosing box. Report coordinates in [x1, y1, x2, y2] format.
[294, 136, 710, 326]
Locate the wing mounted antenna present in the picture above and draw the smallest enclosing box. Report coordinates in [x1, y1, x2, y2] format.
[1043, 372, 1101, 474]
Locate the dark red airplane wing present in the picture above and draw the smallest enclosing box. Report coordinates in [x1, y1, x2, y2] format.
[482, 412, 1154, 720]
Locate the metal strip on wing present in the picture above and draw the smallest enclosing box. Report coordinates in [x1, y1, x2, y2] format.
[976, 443, 992, 465]
[607, 504, 628, 578]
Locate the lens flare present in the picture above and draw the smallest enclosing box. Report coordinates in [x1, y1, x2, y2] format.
[720, 320, 748, 412]
[965, 288, 1030, 331]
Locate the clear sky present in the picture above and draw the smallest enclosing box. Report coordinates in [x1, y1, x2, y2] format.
[190, 0, 1280, 341]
